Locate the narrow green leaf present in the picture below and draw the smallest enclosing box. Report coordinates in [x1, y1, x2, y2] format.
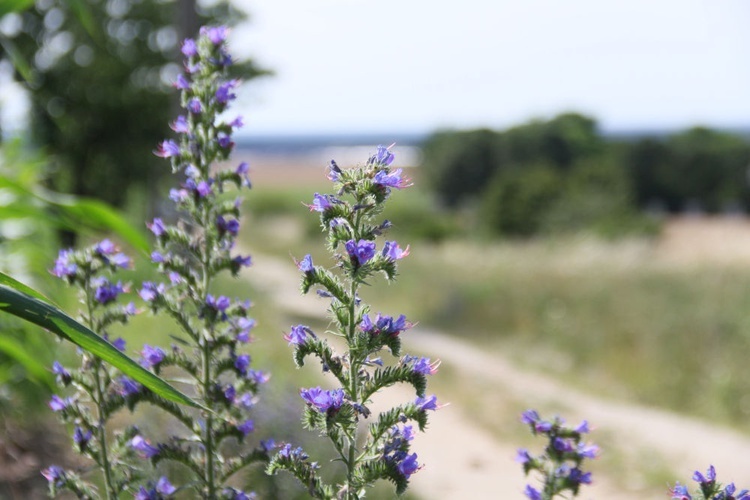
[0, 284, 205, 410]
[0, 271, 54, 303]
[58, 199, 149, 254]
[0, 38, 33, 83]
[0, 0, 35, 17]
[0, 336, 55, 389]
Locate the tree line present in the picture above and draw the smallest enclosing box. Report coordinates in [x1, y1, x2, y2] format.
[421, 113, 750, 237]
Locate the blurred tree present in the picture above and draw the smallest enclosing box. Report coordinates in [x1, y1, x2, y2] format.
[422, 113, 603, 207]
[625, 128, 750, 213]
[0, 0, 266, 220]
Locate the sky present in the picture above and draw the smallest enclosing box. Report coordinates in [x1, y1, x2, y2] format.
[229, 0, 750, 136]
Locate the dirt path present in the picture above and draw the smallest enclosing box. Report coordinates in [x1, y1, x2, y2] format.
[249, 251, 750, 498]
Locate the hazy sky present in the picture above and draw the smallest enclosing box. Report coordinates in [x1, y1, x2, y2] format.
[230, 0, 750, 136]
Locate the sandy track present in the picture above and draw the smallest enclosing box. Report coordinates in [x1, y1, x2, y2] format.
[249, 249, 750, 498]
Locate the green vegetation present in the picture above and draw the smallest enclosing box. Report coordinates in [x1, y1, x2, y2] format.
[422, 113, 750, 238]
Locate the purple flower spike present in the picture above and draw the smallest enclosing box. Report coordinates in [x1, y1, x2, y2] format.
[216, 80, 238, 104]
[181, 38, 198, 57]
[155, 140, 181, 158]
[131, 435, 160, 458]
[141, 345, 166, 367]
[284, 325, 309, 346]
[345, 239, 377, 266]
[94, 280, 124, 305]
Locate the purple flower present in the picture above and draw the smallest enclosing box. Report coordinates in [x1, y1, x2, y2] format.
[308, 193, 335, 212]
[51, 249, 77, 278]
[236, 317, 256, 342]
[181, 38, 198, 57]
[224, 385, 237, 404]
[73, 426, 92, 451]
[670, 483, 692, 500]
[175, 74, 190, 90]
[229, 115, 244, 128]
[95, 239, 116, 255]
[169, 188, 189, 203]
[52, 361, 71, 385]
[381, 240, 410, 261]
[222, 488, 254, 500]
[410, 356, 439, 375]
[236, 161, 251, 186]
[147, 218, 167, 237]
[110, 253, 131, 268]
[345, 239, 377, 266]
[300, 387, 345, 413]
[515, 448, 532, 464]
[217, 215, 240, 236]
[201, 25, 228, 45]
[238, 419, 255, 436]
[396, 453, 420, 478]
[131, 435, 160, 458]
[217, 131, 233, 149]
[372, 144, 395, 166]
[111, 336, 127, 351]
[117, 376, 142, 396]
[575, 420, 590, 434]
[155, 140, 181, 158]
[206, 294, 231, 312]
[139, 282, 165, 302]
[360, 313, 411, 337]
[567, 467, 592, 485]
[185, 178, 213, 198]
[524, 485, 542, 500]
[692, 465, 716, 485]
[151, 251, 165, 263]
[553, 437, 575, 453]
[278, 443, 308, 460]
[170, 115, 189, 133]
[374, 168, 412, 190]
[49, 395, 71, 412]
[235, 354, 251, 375]
[414, 395, 438, 412]
[284, 325, 309, 345]
[41, 466, 66, 486]
[296, 254, 314, 273]
[247, 369, 270, 385]
[156, 477, 176, 495]
[577, 442, 599, 459]
[237, 392, 256, 409]
[521, 409, 541, 425]
[216, 80, 238, 104]
[141, 345, 166, 367]
[187, 98, 202, 114]
[233, 255, 253, 269]
[94, 280, 124, 305]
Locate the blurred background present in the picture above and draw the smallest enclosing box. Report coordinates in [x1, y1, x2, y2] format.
[1, 0, 749, 497]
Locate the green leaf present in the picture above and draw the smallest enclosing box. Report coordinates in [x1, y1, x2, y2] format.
[0, 0, 35, 16]
[0, 270, 54, 303]
[0, 282, 205, 410]
[0, 38, 33, 83]
[0, 335, 54, 389]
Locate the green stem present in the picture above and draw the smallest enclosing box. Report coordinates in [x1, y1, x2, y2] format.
[85, 277, 116, 500]
[346, 279, 359, 500]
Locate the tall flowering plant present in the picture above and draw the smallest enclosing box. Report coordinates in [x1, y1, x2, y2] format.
[670, 466, 749, 500]
[267, 147, 439, 498]
[43, 26, 271, 499]
[516, 410, 598, 500]
[43, 241, 140, 498]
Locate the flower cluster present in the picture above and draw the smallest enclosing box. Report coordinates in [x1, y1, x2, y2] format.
[267, 146, 437, 499]
[517, 410, 598, 500]
[46, 240, 142, 497]
[671, 465, 749, 500]
[41, 26, 270, 499]
[130, 25, 270, 498]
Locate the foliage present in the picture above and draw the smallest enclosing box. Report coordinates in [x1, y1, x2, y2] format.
[0, 0, 266, 214]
